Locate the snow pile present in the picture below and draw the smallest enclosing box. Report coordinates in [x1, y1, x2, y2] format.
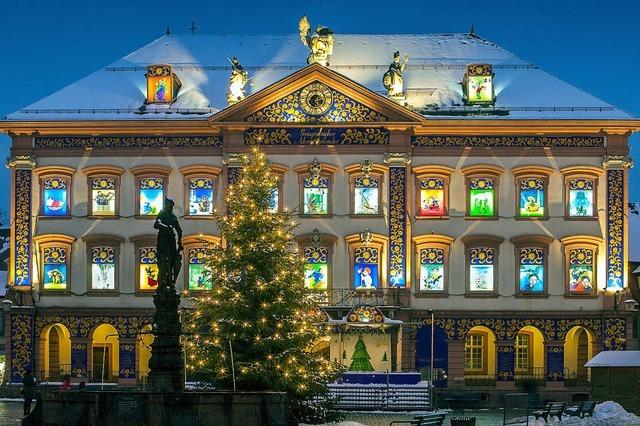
[530, 401, 640, 425]
[300, 423, 367, 426]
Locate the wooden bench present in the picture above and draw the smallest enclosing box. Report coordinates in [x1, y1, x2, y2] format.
[565, 400, 596, 418]
[532, 402, 566, 422]
[389, 413, 446, 426]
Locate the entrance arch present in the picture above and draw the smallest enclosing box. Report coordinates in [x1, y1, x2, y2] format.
[564, 326, 595, 384]
[40, 324, 71, 381]
[91, 324, 119, 382]
[464, 326, 496, 378]
[515, 326, 545, 379]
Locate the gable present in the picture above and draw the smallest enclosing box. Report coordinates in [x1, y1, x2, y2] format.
[209, 63, 424, 124]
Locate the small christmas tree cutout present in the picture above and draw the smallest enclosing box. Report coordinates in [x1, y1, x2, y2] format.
[348, 336, 375, 372]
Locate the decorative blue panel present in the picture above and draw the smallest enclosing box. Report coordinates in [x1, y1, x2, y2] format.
[546, 346, 564, 381]
[119, 343, 136, 379]
[412, 135, 605, 148]
[35, 135, 222, 149]
[228, 167, 242, 186]
[244, 127, 389, 145]
[604, 318, 626, 351]
[496, 346, 515, 381]
[71, 343, 88, 378]
[606, 169, 624, 290]
[10, 312, 35, 382]
[415, 325, 448, 388]
[14, 169, 32, 287]
[388, 167, 407, 287]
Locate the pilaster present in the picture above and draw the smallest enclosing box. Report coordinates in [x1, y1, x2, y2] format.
[544, 341, 564, 389]
[119, 338, 137, 385]
[8, 306, 36, 383]
[495, 340, 515, 389]
[384, 152, 411, 288]
[70, 337, 89, 380]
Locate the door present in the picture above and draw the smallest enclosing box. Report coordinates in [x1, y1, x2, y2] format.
[92, 346, 111, 382]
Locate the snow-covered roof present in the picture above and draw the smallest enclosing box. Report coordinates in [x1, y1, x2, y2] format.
[584, 351, 640, 367]
[4, 33, 633, 122]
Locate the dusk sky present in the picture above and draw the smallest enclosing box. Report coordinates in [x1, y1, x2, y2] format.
[1, 0, 638, 211]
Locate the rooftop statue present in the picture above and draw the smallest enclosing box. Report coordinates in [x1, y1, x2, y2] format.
[299, 16, 334, 66]
[383, 51, 409, 98]
[227, 57, 249, 105]
[154, 198, 183, 291]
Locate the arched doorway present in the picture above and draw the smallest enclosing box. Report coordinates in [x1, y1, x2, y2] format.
[91, 324, 119, 383]
[564, 326, 595, 385]
[464, 326, 496, 382]
[40, 324, 71, 381]
[137, 324, 153, 383]
[514, 326, 545, 381]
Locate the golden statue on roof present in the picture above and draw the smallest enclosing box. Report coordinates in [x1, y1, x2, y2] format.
[383, 51, 409, 99]
[227, 57, 249, 105]
[299, 16, 334, 66]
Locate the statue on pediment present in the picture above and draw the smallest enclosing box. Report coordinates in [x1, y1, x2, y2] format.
[227, 57, 249, 105]
[299, 16, 334, 66]
[383, 51, 409, 98]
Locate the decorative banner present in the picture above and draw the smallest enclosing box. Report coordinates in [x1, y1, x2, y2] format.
[496, 346, 515, 381]
[244, 127, 389, 145]
[606, 169, 624, 290]
[13, 169, 32, 287]
[546, 346, 564, 381]
[389, 167, 407, 288]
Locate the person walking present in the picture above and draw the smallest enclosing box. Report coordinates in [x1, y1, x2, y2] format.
[21, 368, 37, 416]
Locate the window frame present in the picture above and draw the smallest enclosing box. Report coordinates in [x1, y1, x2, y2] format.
[131, 165, 171, 219]
[182, 234, 221, 294]
[294, 162, 338, 217]
[464, 332, 487, 375]
[35, 166, 75, 219]
[511, 235, 554, 297]
[345, 232, 388, 290]
[511, 166, 553, 221]
[461, 165, 504, 220]
[514, 332, 532, 374]
[179, 165, 222, 219]
[296, 232, 338, 292]
[412, 234, 455, 296]
[34, 234, 75, 293]
[82, 166, 124, 219]
[82, 234, 124, 295]
[344, 162, 387, 218]
[560, 166, 602, 220]
[412, 165, 454, 219]
[560, 235, 602, 297]
[462, 235, 504, 297]
[130, 235, 159, 295]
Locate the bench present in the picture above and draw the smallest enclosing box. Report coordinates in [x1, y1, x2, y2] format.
[532, 402, 566, 422]
[565, 400, 596, 418]
[390, 413, 446, 426]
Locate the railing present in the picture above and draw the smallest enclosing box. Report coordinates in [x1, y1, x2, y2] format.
[463, 376, 496, 387]
[313, 289, 410, 308]
[39, 364, 71, 382]
[87, 369, 119, 384]
[515, 367, 546, 387]
[563, 368, 590, 387]
[324, 383, 430, 411]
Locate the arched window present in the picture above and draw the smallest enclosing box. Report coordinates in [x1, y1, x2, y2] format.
[412, 165, 454, 218]
[179, 165, 221, 218]
[82, 234, 124, 293]
[462, 165, 504, 219]
[345, 161, 387, 216]
[412, 234, 455, 294]
[561, 166, 602, 219]
[82, 166, 124, 217]
[131, 165, 171, 217]
[511, 166, 553, 219]
[560, 235, 602, 296]
[295, 160, 337, 216]
[34, 234, 75, 292]
[345, 231, 388, 290]
[511, 235, 554, 296]
[35, 166, 75, 217]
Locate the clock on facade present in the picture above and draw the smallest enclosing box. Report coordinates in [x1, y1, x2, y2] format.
[299, 82, 333, 116]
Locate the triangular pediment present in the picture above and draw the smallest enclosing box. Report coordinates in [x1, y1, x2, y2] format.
[209, 63, 424, 124]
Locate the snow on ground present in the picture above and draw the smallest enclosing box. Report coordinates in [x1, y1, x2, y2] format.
[300, 423, 367, 426]
[530, 402, 640, 426]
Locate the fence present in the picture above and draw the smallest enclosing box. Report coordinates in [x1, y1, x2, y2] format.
[326, 383, 430, 411]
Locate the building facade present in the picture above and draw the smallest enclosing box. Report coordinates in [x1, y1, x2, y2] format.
[1, 28, 639, 397]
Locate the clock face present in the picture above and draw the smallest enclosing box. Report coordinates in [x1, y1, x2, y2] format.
[300, 83, 333, 116]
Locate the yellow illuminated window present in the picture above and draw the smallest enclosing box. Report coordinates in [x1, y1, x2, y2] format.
[465, 334, 484, 371]
[515, 334, 530, 373]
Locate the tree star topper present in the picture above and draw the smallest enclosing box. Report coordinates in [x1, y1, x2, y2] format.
[299, 16, 334, 66]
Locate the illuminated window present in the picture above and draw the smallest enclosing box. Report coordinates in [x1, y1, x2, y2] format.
[132, 166, 171, 217]
[296, 161, 337, 216]
[304, 246, 329, 290]
[561, 167, 602, 219]
[346, 232, 387, 290]
[512, 166, 553, 219]
[146, 64, 182, 104]
[83, 166, 124, 218]
[413, 234, 454, 294]
[187, 248, 211, 290]
[515, 334, 530, 373]
[90, 247, 116, 290]
[462, 165, 503, 218]
[34, 234, 75, 292]
[41, 178, 70, 216]
[180, 166, 222, 218]
[413, 165, 454, 218]
[346, 161, 385, 216]
[465, 334, 484, 371]
[138, 247, 158, 291]
[462, 64, 495, 105]
[268, 165, 287, 213]
[561, 236, 601, 296]
[512, 236, 552, 295]
[463, 235, 503, 294]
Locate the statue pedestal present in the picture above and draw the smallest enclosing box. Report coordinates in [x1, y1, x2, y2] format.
[389, 93, 406, 104]
[148, 289, 184, 393]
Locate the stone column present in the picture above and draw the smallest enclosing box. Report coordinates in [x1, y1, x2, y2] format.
[602, 155, 633, 291]
[544, 341, 564, 389]
[384, 152, 411, 288]
[70, 337, 89, 381]
[495, 340, 515, 389]
[8, 307, 35, 383]
[119, 338, 137, 385]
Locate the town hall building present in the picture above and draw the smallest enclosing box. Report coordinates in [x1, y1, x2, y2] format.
[1, 18, 638, 401]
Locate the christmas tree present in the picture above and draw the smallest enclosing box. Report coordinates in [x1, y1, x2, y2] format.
[183, 147, 340, 419]
[349, 336, 375, 372]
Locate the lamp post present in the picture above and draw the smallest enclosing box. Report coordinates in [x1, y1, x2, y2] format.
[428, 309, 435, 411]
